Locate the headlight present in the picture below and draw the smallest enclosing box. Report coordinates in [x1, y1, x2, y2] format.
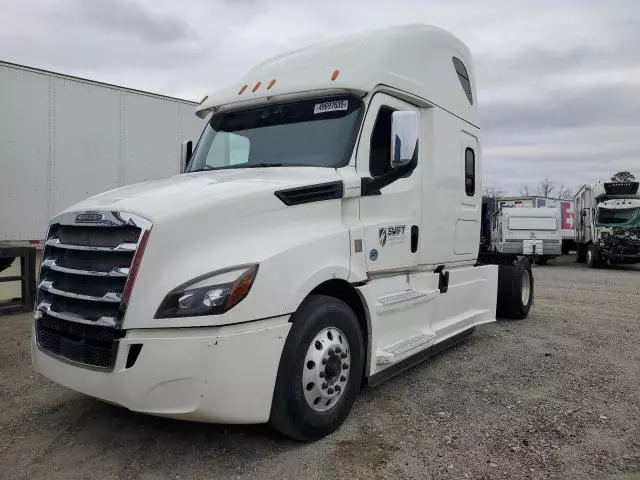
[155, 265, 258, 318]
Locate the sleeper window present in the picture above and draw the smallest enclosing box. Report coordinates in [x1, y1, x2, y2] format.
[465, 147, 475, 196]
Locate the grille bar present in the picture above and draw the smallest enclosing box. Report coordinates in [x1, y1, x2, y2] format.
[37, 300, 117, 328]
[42, 257, 130, 278]
[46, 237, 138, 252]
[39, 280, 122, 303]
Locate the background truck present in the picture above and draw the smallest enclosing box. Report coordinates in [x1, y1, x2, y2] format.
[489, 207, 561, 264]
[30, 25, 534, 441]
[496, 196, 575, 254]
[574, 181, 640, 267]
[0, 61, 203, 310]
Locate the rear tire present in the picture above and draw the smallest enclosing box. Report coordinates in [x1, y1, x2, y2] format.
[586, 244, 602, 268]
[535, 257, 547, 265]
[270, 294, 364, 441]
[497, 259, 534, 320]
[576, 244, 587, 263]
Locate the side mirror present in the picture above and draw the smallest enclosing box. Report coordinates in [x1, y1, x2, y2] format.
[180, 140, 193, 173]
[390, 111, 419, 168]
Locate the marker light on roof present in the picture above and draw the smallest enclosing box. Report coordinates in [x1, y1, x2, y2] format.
[331, 69, 340, 81]
[238, 84, 248, 95]
[252, 81, 262, 92]
[267, 79, 277, 90]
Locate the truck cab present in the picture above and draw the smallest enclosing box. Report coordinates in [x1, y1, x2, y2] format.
[490, 207, 561, 264]
[575, 181, 640, 267]
[31, 25, 533, 440]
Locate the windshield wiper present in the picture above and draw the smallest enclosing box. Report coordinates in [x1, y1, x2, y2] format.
[189, 162, 313, 173]
[245, 163, 285, 168]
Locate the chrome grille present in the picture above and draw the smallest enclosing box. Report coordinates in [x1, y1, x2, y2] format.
[35, 211, 151, 370]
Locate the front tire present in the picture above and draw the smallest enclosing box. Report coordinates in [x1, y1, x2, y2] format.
[497, 259, 534, 320]
[270, 294, 364, 441]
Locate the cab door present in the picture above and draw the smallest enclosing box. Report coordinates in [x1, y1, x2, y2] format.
[356, 93, 422, 273]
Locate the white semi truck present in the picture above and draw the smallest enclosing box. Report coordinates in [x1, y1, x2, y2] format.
[31, 25, 534, 440]
[575, 181, 640, 267]
[490, 207, 562, 265]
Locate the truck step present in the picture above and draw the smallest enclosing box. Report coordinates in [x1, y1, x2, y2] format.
[375, 289, 435, 314]
[376, 331, 436, 364]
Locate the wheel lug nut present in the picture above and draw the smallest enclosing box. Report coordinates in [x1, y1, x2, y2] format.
[322, 358, 327, 365]
[340, 352, 347, 359]
[319, 371, 326, 378]
[340, 375, 346, 382]
[335, 385, 341, 392]
[327, 387, 334, 394]
[322, 382, 328, 389]
[335, 347, 342, 354]
[342, 363, 349, 370]
[328, 348, 334, 356]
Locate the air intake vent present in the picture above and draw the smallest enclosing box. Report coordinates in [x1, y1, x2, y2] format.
[275, 181, 344, 206]
[604, 182, 639, 196]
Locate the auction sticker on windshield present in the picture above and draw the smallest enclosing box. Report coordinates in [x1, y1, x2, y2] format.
[314, 100, 348, 114]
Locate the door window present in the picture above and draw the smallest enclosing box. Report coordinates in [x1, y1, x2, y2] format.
[369, 106, 395, 177]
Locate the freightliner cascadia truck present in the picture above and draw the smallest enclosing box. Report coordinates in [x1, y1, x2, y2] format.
[32, 25, 534, 440]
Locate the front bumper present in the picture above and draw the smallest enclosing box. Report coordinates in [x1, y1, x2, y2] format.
[32, 316, 291, 424]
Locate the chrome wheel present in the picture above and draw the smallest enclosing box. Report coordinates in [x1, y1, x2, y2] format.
[302, 327, 351, 412]
[521, 269, 531, 305]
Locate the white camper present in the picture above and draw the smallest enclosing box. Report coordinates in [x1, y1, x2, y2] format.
[490, 207, 561, 264]
[31, 25, 534, 441]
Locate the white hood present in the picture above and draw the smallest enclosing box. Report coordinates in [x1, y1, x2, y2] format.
[64, 167, 342, 222]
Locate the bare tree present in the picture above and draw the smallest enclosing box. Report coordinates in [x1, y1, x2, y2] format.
[611, 171, 636, 182]
[519, 184, 533, 196]
[483, 186, 504, 199]
[519, 177, 572, 199]
[555, 184, 574, 200]
[536, 176, 555, 197]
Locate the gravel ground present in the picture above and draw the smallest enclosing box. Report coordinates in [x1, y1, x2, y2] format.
[1, 255, 639, 480]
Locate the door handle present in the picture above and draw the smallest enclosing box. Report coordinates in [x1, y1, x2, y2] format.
[411, 225, 419, 253]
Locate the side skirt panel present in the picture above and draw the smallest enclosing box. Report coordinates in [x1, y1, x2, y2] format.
[367, 327, 475, 387]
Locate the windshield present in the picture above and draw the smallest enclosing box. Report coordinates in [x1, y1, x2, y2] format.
[597, 206, 640, 225]
[188, 95, 363, 172]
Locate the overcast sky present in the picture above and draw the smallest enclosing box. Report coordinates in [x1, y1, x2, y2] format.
[1, 0, 639, 195]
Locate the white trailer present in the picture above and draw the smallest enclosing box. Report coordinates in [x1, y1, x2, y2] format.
[31, 25, 534, 441]
[498, 196, 575, 254]
[490, 207, 561, 264]
[575, 181, 640, 267]
[0, 61, 203, 249]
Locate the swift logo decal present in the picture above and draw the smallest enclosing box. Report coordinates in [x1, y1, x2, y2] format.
[378, 225, 407, 247]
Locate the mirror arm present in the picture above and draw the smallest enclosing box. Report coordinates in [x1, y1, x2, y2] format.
[180, 140, 193, 173]
[361, 143, 418, 196]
